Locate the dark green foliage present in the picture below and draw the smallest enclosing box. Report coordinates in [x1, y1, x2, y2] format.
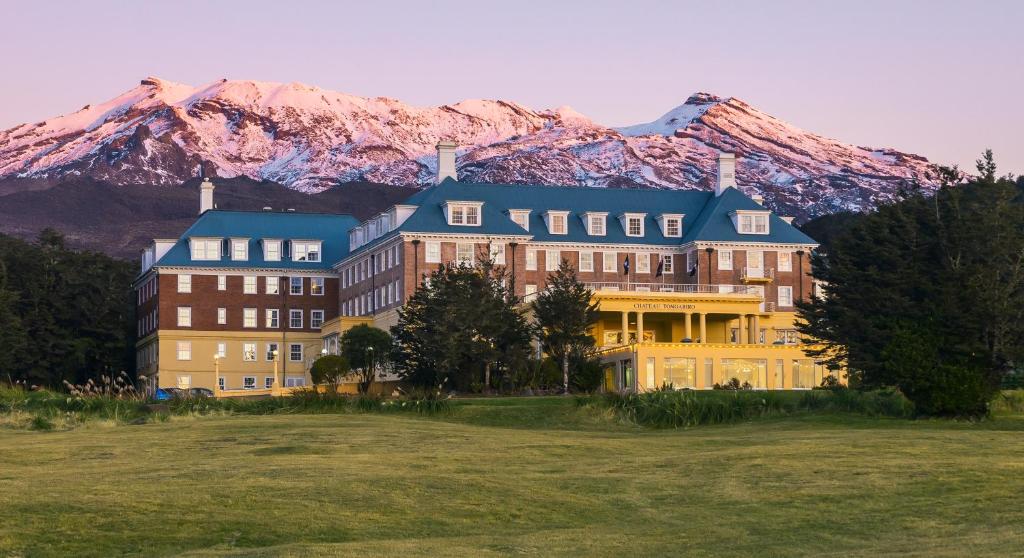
[309, 355, 350, 391]
[799, 152, 1024, 417]
[531, 261, 600, 394]
[0, 230, 136, 387]
[340, 324, 391, 394]
[391, 259, 533, 392]
[583, 389, 915, 428]
[798, 211, 864, 255]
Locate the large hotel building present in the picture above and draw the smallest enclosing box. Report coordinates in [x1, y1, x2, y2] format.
[135, 143, 837, 395]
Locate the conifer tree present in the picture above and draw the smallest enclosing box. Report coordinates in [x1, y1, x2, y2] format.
[531, 261, 600, 394]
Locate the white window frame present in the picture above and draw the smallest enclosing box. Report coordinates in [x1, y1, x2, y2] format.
[289, 309, 303, 329]
[524, 284, 537, 296]
[264, 239, 281, 261]
[490, 243, 505, 265]
[425, 241, 441, 263]
[311, 277, 324, 296]
[664, 217, 682, 237]
[266, 309, 279, 328]
[583, 212, 607, 236]
[266, 342, 279, 361]
[662, 254, 674, 274]
[602, 252, 618, 273]
[778, 286, 794, 307]
[177, 274, 191, 294]
[217, 307, 226, 325]
[243, 275, 257, 294]
[231, 239, 249, 261]
[732, 210, 771, 235]
[311, 309, 324, 329]
[718, 250, 733, 271]
[545, 211, 569, 235]
[290, 277, 303, 295]
[217, 275, 226, 291]
[621, 213, 647, 237]
[446, 202, 483, 226]
[636, 253, 650, 273]
[289, 343, 303, 362]
[456, 243, 475, 265]
[176, 341, 191, 361]
[243, 308, 257, 329]
[579, 251, 594, 272]
[216, 342, 226, 358]
[292, 241, 322, 262]
[509, 210, 530, 231]
[189, 238, 221, 261]
[177, 306, 191, 328]
[777, 251, 792, 272]
[242, 343, 257, 362]
[243, 376, 256, 389]
[266, 277, 280, 295]
[265, 377, 275, 389]
[526, 249, 538, 271]
[545, 249, 560, 271]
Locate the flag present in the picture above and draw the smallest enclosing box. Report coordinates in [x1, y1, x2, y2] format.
[689, 261, 697, 277]
[655, 258, 664, 278]
[623, 255, 630, 276]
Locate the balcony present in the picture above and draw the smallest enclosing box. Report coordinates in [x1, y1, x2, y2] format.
[584, 282, 758, 295]
[741, 267, 775, 283]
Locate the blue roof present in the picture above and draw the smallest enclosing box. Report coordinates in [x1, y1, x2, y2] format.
[348, 179, 816, 257]
[154, 210, 359, 271]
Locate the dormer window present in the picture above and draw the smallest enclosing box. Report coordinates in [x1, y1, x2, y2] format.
[190, 238, 222, 261]
[582, 212, 608, 236]
[231, 238, 249, 261]
[263, 239, 281, 261]
[544, 210, 569, 235]
[656, 214, 684, 237]
[731, 210, 770, 235]
[445, 202, 482, 226]
[292, 240, 322, 262]
[619, 213, 647, 237]
[509, 210, 530, 231]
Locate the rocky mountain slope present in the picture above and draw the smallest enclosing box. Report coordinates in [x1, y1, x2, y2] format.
[0, 78, 941, 220]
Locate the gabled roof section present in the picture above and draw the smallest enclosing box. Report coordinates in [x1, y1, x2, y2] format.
[153, 210, 359, 271]
[682, 187, 817, 245]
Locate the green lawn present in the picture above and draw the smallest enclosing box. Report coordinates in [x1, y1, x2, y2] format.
[1, 398, 1023, 557]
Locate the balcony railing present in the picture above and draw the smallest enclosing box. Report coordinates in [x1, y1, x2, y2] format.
[741, 267, 775, 282]
[584, 282, 758, 295]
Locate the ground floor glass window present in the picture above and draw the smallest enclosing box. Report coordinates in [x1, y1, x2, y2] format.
[663, 357, 696, 389]
[720, 358, 767, 388]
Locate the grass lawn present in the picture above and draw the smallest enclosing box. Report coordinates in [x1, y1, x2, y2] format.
[1, 397, 1023, 557]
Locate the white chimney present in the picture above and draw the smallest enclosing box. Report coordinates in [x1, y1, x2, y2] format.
[715, 152, 736, 196]
[199, 178, 215, 214]
[436, 141, 458, 183]
[751, 194, 764, 205]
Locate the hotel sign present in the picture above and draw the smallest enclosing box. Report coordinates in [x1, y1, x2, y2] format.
[632, 302, 696, 311]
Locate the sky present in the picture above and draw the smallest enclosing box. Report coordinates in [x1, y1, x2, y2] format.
[1, 0, 1021, 174]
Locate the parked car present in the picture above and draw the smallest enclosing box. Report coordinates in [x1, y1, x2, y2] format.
[188, 387, 214, 398]
[153, 387, 186, 401]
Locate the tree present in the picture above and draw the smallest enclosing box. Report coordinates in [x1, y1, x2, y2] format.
[798, 151, 1024, 416]
[532, 261, 600, 394]
[340, 324, 392, 394]
[391, 259, 532, 393]
[309, 355, 350, 394]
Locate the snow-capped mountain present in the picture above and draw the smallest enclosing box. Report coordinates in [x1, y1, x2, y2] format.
[0, 78, 940, 219]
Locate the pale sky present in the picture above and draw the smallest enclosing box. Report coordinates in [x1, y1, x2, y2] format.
[2, 0, 1021, 174]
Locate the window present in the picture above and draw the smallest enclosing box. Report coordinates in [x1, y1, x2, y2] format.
[636, 253, 650, 273]
[524, 284, 537, 296]
[778, 286, 794, 307]
[177, 274, 191, 293]
[603, 252, 617, 273]
[545, 249, 560, 271]
[190, 238, 221, 260]
[735, 212, 770, 234]
[718, 250, 733, 270]
[285, 377, 306, 387]
[176, 341, 191, 361]
[265, 277, 280, 295]
[792, 359, 821, 389]
[177, 306, 191, 327]
[266, 309, 279, 328]
[490, 243, 505, 265]
[448, 203, 482, 226]
[665, 217, 681, 237]
[243, 276, 257, 294]
[264, 240, 281, 261]
[311, 277, 324, 295]
[266, 343, 279, 361]
[425, 241, 441, 263]
[777, 251, 792, 272]
[243, 343, 257, 362]
[290, 309, 303, 328]
[289, 343, 303, 362]
[526, 249, 537, 270]
[218, 377, 225, 391]
[547, 212, 568, 235]
[704, 358, 714, 387]
[776, 329, 799, 344]
[292, 241, 321, 262]
[662, 254, 674, 274]
[509, 210, 530, 231]
[755, 215, 768, 233]
[243, 308, 257, 328]
[663, 358, 697, 389]
[243, 376, 256, 389]
[260, 377, 271, 389]
[290, 277, 303, 295]
[588, 214, 606, 236]
[231, 239, 248, 261]
[311, 310, 324, 329]
[621, 213, 645, 237]
[456, 243, 474, 265]
[217, 307, 226, 325]
[579, 251, 594, 272]
[217, 275, 226, 291]
[721, 358, 768, 389]
[216, 342, 226, 358]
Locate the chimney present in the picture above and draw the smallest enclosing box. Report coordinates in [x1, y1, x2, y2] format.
[751, 194, 764, 205]
[436, 141, 458, 183]
[199, 177, 215, 214]
[715, 152, 736, 197]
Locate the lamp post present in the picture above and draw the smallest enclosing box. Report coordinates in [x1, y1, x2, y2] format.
[213, 354, 221, 397]
[272, 349, 280, 396]
[366, 346, 374, 392]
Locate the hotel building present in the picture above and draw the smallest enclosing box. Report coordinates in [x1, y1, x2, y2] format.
[136, 143, 838, 394]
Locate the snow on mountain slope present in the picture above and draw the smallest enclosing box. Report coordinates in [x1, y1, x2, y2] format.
[0, 78, 940, 219]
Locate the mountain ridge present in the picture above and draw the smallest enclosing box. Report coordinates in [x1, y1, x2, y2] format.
[0, 77, 941, 220]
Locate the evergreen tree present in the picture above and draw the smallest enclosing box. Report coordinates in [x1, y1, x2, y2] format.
[532, 261, 600, 394]
[799, 151, 1024, 416]
[340, 324, 392, 394]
